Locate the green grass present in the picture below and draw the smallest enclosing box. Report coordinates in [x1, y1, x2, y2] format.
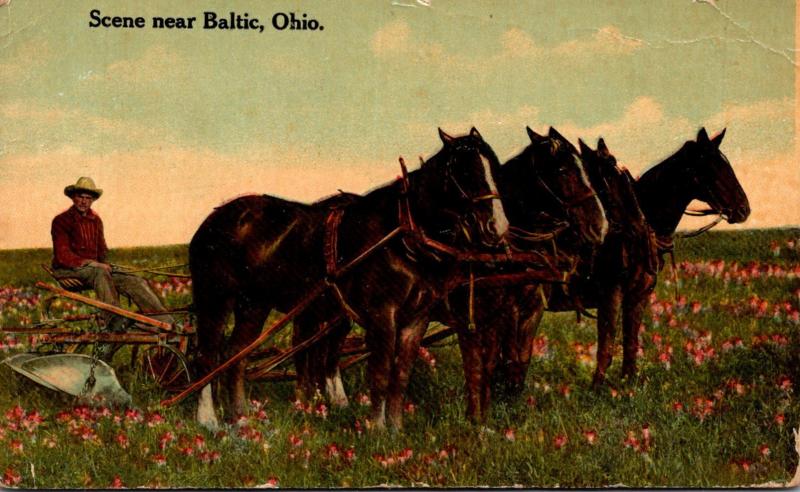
[0, 229, 798, 487]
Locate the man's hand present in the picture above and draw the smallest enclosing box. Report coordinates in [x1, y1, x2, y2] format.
[86, 260, 113, 273]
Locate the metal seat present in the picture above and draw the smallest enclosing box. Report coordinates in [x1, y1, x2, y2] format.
[41, 264, 90, 292]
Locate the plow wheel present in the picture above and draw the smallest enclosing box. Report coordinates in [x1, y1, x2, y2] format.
[142, 344, 192, 391]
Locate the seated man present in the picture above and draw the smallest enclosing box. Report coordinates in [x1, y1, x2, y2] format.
[51, 177, 174, 358]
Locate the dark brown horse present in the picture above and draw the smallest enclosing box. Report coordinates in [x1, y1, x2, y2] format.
[437, 127, 608, 421]
[497, 128, 750, 393]
[296, 127, 608, 422]
[189, 128, 510, 430]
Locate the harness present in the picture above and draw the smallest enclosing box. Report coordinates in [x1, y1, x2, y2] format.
[320, 157, 575, 332]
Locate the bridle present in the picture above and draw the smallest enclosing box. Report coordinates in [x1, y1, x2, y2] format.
[439, 149, 502, 205]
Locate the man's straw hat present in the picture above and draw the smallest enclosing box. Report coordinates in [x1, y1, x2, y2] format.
[64, 177, 103, 199]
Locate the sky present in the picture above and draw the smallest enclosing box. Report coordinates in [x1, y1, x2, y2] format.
[0, 0, 797, 249]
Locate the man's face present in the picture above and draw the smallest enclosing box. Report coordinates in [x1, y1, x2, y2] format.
[72, 193, 96, 214]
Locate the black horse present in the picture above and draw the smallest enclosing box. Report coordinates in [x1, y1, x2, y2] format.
[189, 128, 510, 429]
[498, 128, 750, 391]
[297, 127, 608, 421]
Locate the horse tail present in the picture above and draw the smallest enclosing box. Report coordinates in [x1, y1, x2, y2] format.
[189, 208, 239, 380]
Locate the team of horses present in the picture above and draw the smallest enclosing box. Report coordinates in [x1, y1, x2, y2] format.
[188, 126, 749, 429]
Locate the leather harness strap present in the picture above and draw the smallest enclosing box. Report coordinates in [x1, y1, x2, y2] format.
[324, 208, 345, 277]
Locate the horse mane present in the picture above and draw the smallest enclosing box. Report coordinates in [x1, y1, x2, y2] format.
[636, 141, 692, 186]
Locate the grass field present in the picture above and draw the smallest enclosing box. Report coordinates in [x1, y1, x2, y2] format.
[0, 229, 798, 488]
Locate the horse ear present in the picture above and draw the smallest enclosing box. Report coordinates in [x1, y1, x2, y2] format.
[578, 138, 592, 156]
[597, 138, 610, 156]
[469, 127, 483, 140]
[548, 137, 561, 156]
[548, 126, 567, 142]
[697, 127, 710, 144]
[711, 128, 726, 148]
[526, 126, 545, 142]
[438, 128, 455, 146]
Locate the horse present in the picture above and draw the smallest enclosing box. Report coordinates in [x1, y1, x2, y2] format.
[497, 127, 750, 392]
[295, 127, 608, 422]
[436, 127, 608, 421]
[189, 127, 510, 430]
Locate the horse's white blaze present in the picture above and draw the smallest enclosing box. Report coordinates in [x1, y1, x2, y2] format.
[573, 154, 608, 242]
[480, 154, 509, 237]
[196, 384, 219, 431]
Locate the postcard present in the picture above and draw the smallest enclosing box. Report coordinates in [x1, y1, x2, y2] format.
[0, 0, 798, 488]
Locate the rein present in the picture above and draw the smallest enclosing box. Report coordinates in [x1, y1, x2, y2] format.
[678, 207, 724, 239]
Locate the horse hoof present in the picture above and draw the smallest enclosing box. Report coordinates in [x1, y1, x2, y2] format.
[196, 385, 220, 431]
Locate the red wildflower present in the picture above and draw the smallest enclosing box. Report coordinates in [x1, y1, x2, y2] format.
[404, 402, 416, 414]
[262, 477, 279, 488]
[398, 447, 413, 463]
[193, 434, 206, 449]
[109, 475, 125, 489]
[288, 434, 303, 447]
[759, 444, 770, 457]
[55, 411, 72, 423]
[124, 408, 142, 423]
[504, 428, 516, 441]
[158, 431, 176, 450]
[417, 346, 437, 369]
[356, 393, 371, 406]
[531, 336, 550, 359]
[115, 433, 129, 449]
[325, 442, 341, 458]
[292, 399, 311, 414]
[778, 375, 793, 391]
[22, 410, 44, 432]
[315, 403, 328, 419]
[10, 439, 23, 454]
[5, 405, 24, 421]
[179, 446, 194, 456]
[151, 453, 167, 466]
[623, 431, 640, 451]
[198, 450, 221, 463]
[582, 429, 598, 445]
[775, 413, 785, 426]
[146, 412, 166, 427]
[2, 467, 21, 486]
[553, 434, 568, 449]
[343, 447, 356, 462]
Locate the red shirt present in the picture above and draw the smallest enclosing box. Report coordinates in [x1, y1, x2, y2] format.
[51, 206, 109, 269]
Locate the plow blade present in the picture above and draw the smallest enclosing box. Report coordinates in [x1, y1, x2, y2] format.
[3, 353, 132, 406]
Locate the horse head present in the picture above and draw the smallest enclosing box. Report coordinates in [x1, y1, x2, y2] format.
[683, 128, 750, 224]
[516, 126, 607, 246]
[416, 127, 509, 249]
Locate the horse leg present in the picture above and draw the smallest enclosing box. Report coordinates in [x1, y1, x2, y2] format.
[479, 324, 502, 422]
[193, 291, 233, 429]
[225, 298, 271, 420]
[386, 316, 429, 430]
[322, 319, 352, 407]
[500, 287, 545, 397]
[365, 326, 395, 430]
[456, 329, 483, 422]
[292, 311, 321, 402]
[621, 291, 648, 380]
[593, 284, 622, 387]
